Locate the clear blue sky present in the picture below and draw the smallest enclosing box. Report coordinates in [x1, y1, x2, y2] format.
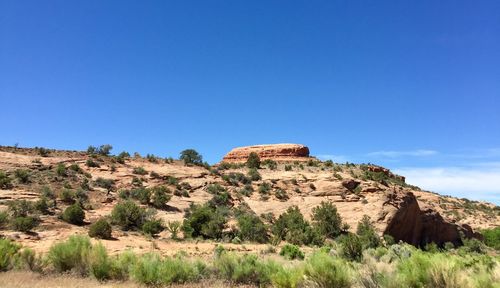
[1, 1, 499, 203]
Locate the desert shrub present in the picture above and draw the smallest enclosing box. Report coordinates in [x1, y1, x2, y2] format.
[167, 221, 182, 239]
[214, 252, 278, 286]
[247, 168, 261, 181]
[182, 204, 227, 239]
[95, 177, 114, 192]
[41, 186, 56, 200]
[237, 213, 268, 243]
[304, 252, 352, 288]
[238, 184, 254, 197]
[146, 154, 158, 163]
[87, 242, 113, 280]
[0, 211, 8, 228]
[130, 187, 151, 204]
[36, 147, 50, 157]
[142, 219, 164, 236]
[262, 159, 277, 170]
[208, 189, 232, 208]
[62, 203, 85, 225]
[0, 171, 13, 189]
[460, 237, 486, 254]
[16, 248, 44, 272]
[56, 163, 67, 176]
[180, 149, 203, 165]
[150, 171, 161, 179]
[285, 165, 292, 171]
[246, 152, 261, 169]
[48, 235, 92, 274]
[69, 163, 82, 173]
[270, 266, 304, 288]
[97, 144, 113, 156]
[223, 172, 250, 186]
[272, 206, 323, 246]
[279, 244, 304, 260]
[482, 227, 500, 250]
[111, 201, 147, 230]
[88, 218, 112, 239]
[275, 189, 289, 201]
[258, 182, 272, 194]
[0, 239, 20, 271]
[7, 199, 35, 217]
[75, 188, 89, 204]
[150, 186, 172, 209]
[356, 215, 381, 249]
[33, 197, 50, 214]
[339, 233, 363, 262]
[59, 188, 75, 203]
[11, 216, 38, 232]
[133, 166, 147, 175]
[14, 169, 30, 183]
[311, 201, 343, 239]
[86, 159, 100, 168]
[206, 183, 226, 194]
[131, 253, 163, 285]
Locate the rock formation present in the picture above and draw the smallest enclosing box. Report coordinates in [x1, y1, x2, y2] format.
[222, 144, 311, 163]
[381, 189, 478, 246]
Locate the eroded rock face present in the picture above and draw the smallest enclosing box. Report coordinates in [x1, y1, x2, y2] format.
[222, 144, 311, 163]
[382, 190, 477, 246]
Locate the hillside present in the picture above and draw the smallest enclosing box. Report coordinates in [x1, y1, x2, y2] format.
[0, 144, 498, 257]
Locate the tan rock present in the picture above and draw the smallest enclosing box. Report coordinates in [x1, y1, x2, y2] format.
[222, 144, 311, 163]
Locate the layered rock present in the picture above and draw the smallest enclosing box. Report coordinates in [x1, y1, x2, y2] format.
[222, 144, 311, 163]
[381, 189, 477, 246]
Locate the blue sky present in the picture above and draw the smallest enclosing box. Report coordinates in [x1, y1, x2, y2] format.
[1, 1, 499, 204]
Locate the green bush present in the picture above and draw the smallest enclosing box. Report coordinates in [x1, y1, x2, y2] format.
[304, 252, 352, 288]
[94, 177, 114, 192]
[142, 219, 164, 236]
[86, 158, 100, 168]
[0, 211, 8, 228]
[48, 235, 92, 274]
[88, 218, 112, 239]
[262, 159, 277, 170]
[11, 216, 38, 232]
[0, 239, 20, 271]
[258, 182, 272, 194]
[14, 169, 30, 183]
[275, 189, 289, 201]
[339, 233, 363, 262]
[133, 167, 147, 175]
[182, 204, 227, 239]
[356, 215, 381, 249]
[56, 163, 67, 176]
[150, 186, 171, 209]
[7, 199, 35, 217]
[87, 242, 112, 280]
[34, 197, 50, 214]
[0, 171, 13, 189]
[16, 248, 44, 272]
[111, 201, 147, 230]
[482, 227, 500, 250]
[246, 152, 261, 169]
[311, 201, 343, 239]
[167, 221, 182, 239]
[214, 252, 278, 286]
[279, 244, 304, 260]
[59, 188, 75, 204]
[62, 203, 85, 225]
[237, 213, 268, 243]
[272, 206, 323, 246]
[180, 149, 203, 165]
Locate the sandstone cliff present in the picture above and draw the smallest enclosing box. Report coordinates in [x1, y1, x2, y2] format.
[222, 144, 311, 163]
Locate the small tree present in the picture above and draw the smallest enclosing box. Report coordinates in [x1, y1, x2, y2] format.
[98, 144, 113, 156]
[111, 201, 146, 230]
[0, 171, 12, 189]
[340, 233, 363, 262]
[88, 219, 112, 239]
[142, 219, 163, 236]
[246, 152, 261, 169]
[356, 215, 381, 249]
[311, 201, 343, 239]
[179, 149, 203, 165]
[62, 204, 85, 225]
[237, 213, 268, 243]
[166, 221, 181, 240]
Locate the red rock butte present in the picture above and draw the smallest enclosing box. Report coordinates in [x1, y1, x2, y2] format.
[222, 143, 311, 163]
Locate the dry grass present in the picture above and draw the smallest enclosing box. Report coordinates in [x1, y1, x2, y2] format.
[0, 271, 254, 288]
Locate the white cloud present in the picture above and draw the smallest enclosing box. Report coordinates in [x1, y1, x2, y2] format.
[367, 149, 438, 158]
[394, 166, 500, 204]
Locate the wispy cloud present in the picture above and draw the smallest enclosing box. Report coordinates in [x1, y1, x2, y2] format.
[395, 165, 500, 204]
[367, 149, 438, 158]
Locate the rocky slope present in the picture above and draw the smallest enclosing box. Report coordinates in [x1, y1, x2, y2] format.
[0, 145, 498, 255]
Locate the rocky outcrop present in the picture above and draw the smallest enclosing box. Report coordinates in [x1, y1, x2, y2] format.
[222, 144, 311, 163]
[367, 165, 406, 183]
[382, 190, 477, 247]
